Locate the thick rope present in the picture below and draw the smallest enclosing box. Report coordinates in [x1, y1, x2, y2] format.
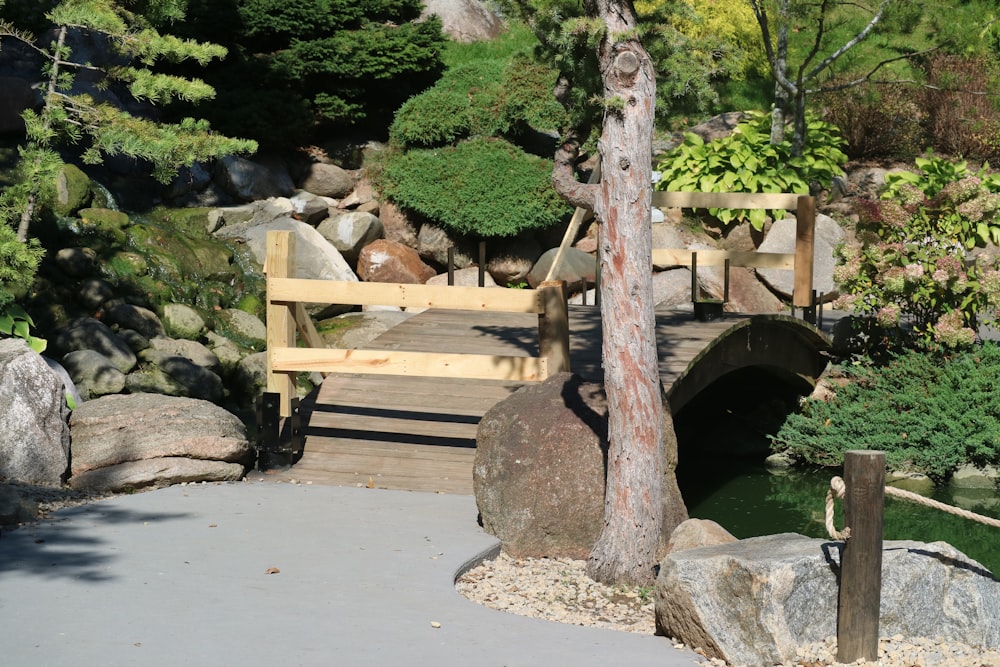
[825, 475, 1000, 541]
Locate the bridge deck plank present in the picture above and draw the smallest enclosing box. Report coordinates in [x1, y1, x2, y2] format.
[264, 307, 778, 493]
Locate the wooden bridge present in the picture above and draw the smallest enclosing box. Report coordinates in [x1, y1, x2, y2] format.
[260, 191, 831, 493]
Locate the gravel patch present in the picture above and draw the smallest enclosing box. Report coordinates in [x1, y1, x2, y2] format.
[457, 554, 1000, 667]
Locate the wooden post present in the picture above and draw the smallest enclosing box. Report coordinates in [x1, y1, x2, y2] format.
[793, 195, 815, 309]
[837, 450, 886, 664]
[265, 231, 297, 418]
[537, 280, 570, 376]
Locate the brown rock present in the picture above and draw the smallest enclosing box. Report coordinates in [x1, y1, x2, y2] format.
[357, 239, 436, 284]
[378, 200, 419, 248]
[69, 457, 245, 493]
[663, 519, 738, 555]
[474, 373, 688, 559]
[69, 393, 250, 475]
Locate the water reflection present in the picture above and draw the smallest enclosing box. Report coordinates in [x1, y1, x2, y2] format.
[679, 463, 999, 575]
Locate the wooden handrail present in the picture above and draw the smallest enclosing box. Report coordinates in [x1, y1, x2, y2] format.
[652, 191, 816, 310]
[264, 230, 570, 417]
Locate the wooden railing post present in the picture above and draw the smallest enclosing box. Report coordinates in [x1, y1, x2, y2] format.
[793, 195, 816, 311]
[537, 280, 570, 376]
[266, 230, 297, 417]
[837, 450, 885, 664]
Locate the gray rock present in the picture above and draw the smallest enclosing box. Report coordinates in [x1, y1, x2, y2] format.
[215, 309, 267, 349]
[102, 303, 165, 339]
[0, 485, 39, 525]
[526, 247, 596, 289]
[300, 162, 356, 198]
[425, 268, 495, 289]
[214, 155, 294, 202]
[69, 393, 250, 477]
[61, 349, 127, 399]
[757, 213, 844, 299]
[54, 317, 137, 373]
[489, 235, 542, 286]
[117, 328, 151, 353]
[77, 278, 114, 310]
[203, 331, 245, 372]
[655, 534, 1000, 667]
[68, 457, 245, 493]
[241, 217, 357, 284]
[126, 364, 188, 397]
[233, 352, 267, 402]
[54, 247, 97, 277]
[316, 210, 384, 265]
[290, 192, 330, 225]
[652, 268, 694, 309]
[0, 339, 71, 485]
[475, 373, 687, 559]
[147, 337, 220, 371]
[950, 465, 999, 489]
[161, 303, 206, 340]
[421, 0, 505, 42]
[417, 222, 473, 269]
[135, 349, 225, 402]
[663, 519, 737, 555]
[317, 311, 415, 349]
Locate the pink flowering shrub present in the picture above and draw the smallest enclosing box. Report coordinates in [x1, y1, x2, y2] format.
[833, 156, 1000, 349]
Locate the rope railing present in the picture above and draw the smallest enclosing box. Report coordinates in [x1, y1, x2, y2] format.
[825, 474, 1000, 541]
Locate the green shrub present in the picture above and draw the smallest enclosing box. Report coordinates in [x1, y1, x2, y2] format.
[378, 137, 569, 238]
[833, 155, 1000, 349]
[654, 110, 847, 230]
[771, 345, 1000, 484]
[389, 56, 567, 149]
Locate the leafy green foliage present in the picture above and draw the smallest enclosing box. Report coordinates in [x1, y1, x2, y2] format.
[378, 137, 570, 238]
[771, 346, 1000, 483]
[389, 56, 568, 148]
[654, 111, 847, 230]
[0, 300, 46, 353]
[833, 155, 1000, 349]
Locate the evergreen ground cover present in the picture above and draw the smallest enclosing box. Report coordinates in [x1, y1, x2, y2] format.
[771, 344, 1000, 484]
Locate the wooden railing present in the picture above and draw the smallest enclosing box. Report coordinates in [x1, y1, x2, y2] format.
[264, 230, 570, 417]
[650, 191, 816, 309]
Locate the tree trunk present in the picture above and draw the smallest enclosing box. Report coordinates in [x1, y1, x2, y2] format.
[770, 18, 790, 146]
[581, 0, 670, 588]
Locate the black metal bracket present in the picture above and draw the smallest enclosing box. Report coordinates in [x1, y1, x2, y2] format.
[255, 392, 303, 471]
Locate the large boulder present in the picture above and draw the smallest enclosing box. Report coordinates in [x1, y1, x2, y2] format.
[241, 217, 357, 284]
[421, 0, 505, 42]
[316, 210, 385, 266]
[299, 162, 356, 198]
[0, 340, 72, 485]
[69, 458, 245, 493]
[655, 533, 1000, 667]
[69, 393, 250, 485]
[474, 373, 687, 559]
[474, 373, 607, 559]
[526, 246, 595, 289]
[757, 213, 844, 300]
[52, 318, 137, 374]
[214, 155, 295, 202]
[357, 239, 437, 284]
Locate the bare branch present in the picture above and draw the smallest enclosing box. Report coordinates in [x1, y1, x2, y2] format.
[807, 44, 943, 94]
[804, 0, 893, 82]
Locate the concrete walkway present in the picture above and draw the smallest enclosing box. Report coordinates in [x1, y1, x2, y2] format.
[0, 481, 704, 667]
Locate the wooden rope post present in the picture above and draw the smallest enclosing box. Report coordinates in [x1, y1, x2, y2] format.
[837, 450, 886, 664]
[537, 280, 570, 376]
[793, 195, 815, 310]
[265, 230, 297, 418]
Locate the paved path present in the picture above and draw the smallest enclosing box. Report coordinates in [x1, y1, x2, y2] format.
[0, 482, 703, 667]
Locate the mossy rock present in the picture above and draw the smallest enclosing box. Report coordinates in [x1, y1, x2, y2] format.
[127, 224, 233, 279]
[53, 164, 93, 217]
[58, 207, 131, 251]
[143, 206, 214, 234]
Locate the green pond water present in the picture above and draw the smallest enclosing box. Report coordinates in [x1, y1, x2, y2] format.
[678, 463, 1000, 576]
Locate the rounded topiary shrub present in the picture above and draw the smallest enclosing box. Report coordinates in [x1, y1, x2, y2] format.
[378, 137, 570, 238]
